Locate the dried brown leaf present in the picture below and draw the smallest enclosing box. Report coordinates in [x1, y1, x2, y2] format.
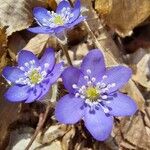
[0, 77, 19, 149]
[8, 33, 56, 61]
[0, 53, 8, 72]
[7, 127, 63, 150]
[8, 33, 26, 60]
[23, 34, 49, 55]
[0, 28, 7, 58]
[37, 124, 70, 144]
[95, 0, 150, 37]
[119, 112, 150, 149]
[47, 0, 57, 10]
[132, 53, 150, 89]
[0, 0, 48, 36]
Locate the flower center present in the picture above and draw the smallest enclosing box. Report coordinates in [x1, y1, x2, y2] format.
[28, 70, 42, 84]
[72, 69, 117, 115]
[86, 87, 99, 101]
[53, 15, 64, 25]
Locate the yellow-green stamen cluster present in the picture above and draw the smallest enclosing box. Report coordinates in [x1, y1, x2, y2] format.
[53, 15, 64, 25]
[86, 87, 99, 102]
[29, 70, 42, 84]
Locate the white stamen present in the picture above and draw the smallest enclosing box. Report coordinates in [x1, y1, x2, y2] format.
[107, 83, 116, 88]
[84, 76, 89, 80]
[75, 93, 79, 97]
[98, 99, 102, 102]
[30, 60, 35, 65]
[80, 95, 85, 99]
[44, 63, 49, 68]
[20, 66, 25, 71]
[81, 85, 86, 90]
[111, 83, 116, 87]
[101, 95, 108, 99]
[72, 84, 78, 89]
[100, 83, 106, 88]
[96, 82, 101, 87]
[101, 88, 109, 93]
[85, 99, 92, 106]
[102, 75, 107, 79]
[47, 11, 51, 15]
[86, 69, 91, 74]
[36, 66, 41, 71]
[41, 71, 47, 77]
[79, 88, 84, 94]
[24, 62, 29, 67]
[87, 81, 92, 86]
[91, 77, 96, 82]
[93, 101, 99, 105]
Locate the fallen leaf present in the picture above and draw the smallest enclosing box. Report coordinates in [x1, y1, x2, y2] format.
[0, 52, 8, 72]
[95, 0, 150, 37]
[8, 32, 26, 60]
[0, 0, 48, 36]
[132, 53, 150, 89]
[23, 34, 50, 55]
[0, 28, 7, 58]
[120, 112, 150, 149]
[0, 76, 19, 149]
[37, 124, 69, 144]
[47, 0, 57, 10]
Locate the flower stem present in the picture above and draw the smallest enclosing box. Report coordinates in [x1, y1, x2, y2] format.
[59, 43, 73, 66]
[83, 21, 104, 50]
[24, 103, 51, 150]
[55, 32, 73, 66]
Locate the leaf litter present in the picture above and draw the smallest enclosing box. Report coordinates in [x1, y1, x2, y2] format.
[0, 0, 150, 149]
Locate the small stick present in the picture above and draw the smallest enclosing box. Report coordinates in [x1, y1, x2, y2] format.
[83, 21, 104, 50]
[25, 103, 51, 150]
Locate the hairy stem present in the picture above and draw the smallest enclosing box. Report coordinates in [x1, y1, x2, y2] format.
[55, 32, 73, 66]
[59, 42, 73, 66]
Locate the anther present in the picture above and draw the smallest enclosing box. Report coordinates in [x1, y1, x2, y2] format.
[44, 63, 49, 68]
[111, 83, 116, 87]
[86, 69, 91, 74]
[20, 66, 25, 71]
[72, 84, 78, 89]
[75, 93, 79, 97]
[100, 83, 106, 88]
[24, 62, 29, 67]
[30, 60, 35, 65]
[101, 95, 108, 99]
[102, 75, 107, 79]
[91, 77, 96, 82]
[87, 81, 92, 86]
[80, 95, 85, 99]
[84, 76, 89, 80]
[81, 85, 86, 90]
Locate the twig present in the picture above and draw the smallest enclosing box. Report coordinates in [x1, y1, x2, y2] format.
[25, 103, 51, 150]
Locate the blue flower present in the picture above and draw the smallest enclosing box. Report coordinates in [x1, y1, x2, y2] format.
[55, 49, 137, 141]
[2, 48, 64, 103]
[28, 0, 86, 34]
